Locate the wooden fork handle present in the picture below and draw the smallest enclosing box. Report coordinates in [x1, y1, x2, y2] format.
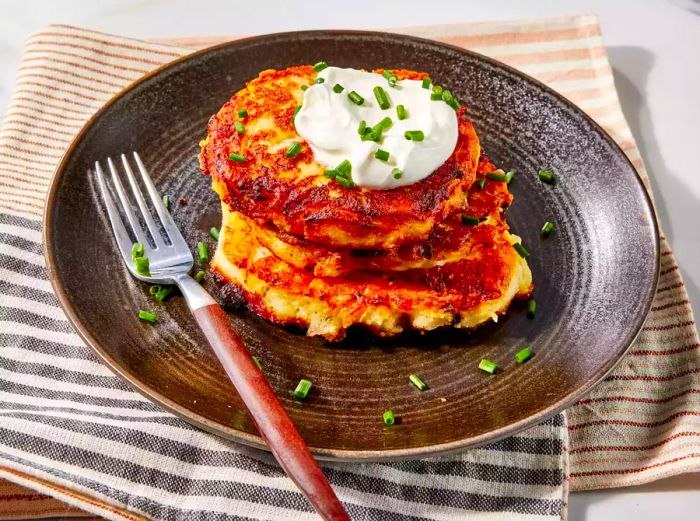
[192, 303, 350, 521]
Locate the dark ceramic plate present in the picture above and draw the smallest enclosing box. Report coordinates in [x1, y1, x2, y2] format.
[45, 31, 659, 460]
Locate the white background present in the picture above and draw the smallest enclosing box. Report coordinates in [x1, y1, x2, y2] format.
[0, 0, 699, 519]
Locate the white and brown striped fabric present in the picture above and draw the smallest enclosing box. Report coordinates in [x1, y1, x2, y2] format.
[0, 15, 696, 521]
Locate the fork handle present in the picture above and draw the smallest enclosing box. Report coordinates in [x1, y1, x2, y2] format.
[175, 275, 350, 521]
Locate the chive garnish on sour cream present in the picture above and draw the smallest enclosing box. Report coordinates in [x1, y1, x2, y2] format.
[348, 91, 364, 105]
[374, 149, 390, 161]
[382, 69, 398, 87]
[404, 130, 424, 141]
[373, 85, 391, 110]
[396, 104, 407, 120]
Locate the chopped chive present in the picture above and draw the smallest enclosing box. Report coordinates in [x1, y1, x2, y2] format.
[155, 285, 176, 301]
[361, 131, 378, 142]
[313, 61, 328, 72]
[479, 358, 497, 374]
[374, 149, 390, 161]
[409, 373, 427, 391]
[430, 93, 443, 101]
[373, 85, 391, 110]
[252, 356, 262, 370]
[541, 221, 555, 237]
[513, 242, 530, 258]
[138, 310, 157, 324]
[446, 98, 461, 110]
[485, 171, 507, 182]
[293, 105, 302, 124]
[404, 130, 425, 141]
[229, 153, 246, 162]
[515, 347, 533, 364]
[396, 104, 407, 120]
[461, 215, 481, 226]
[210, 227, 220, 240]
[477, 178, 486, 190]
[538, 169, 555, 184]
[348, 91, 364, 105]
[131, 242, 144, 258]
[162, 194, 170, 210]
[292, 379, 313, 399]
[197, 241, 209, 263]
[441, 89, 454, 102]
[373, 116, 393, 133]
[149, 285, 160, 295]
[358, 120, 367, 135]
[234, 121, 245, 134]
[285, 142, 302, 158]
[193, 270, 205, 283]
[324, 169, 338, 179]
[335, 176, 354, 188]
[383, 410, 395, 426]
[301, 84, 308, 91]
[382, 69, 398, 87]
[134, 256, 150, 276]
[313, 77, 325, 84]
[392, 168, 403, 179]
[421, 77, 431, 89]
[333, 83, 344, 93]
[432, 85, 443, 95]
[505, 170, 515, 183]
[237, 109, 248, 118]
[526, 298, 537, 319]
[336, 160, 351, 176]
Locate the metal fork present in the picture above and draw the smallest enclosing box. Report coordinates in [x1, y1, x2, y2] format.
[94, 152, 349, 521]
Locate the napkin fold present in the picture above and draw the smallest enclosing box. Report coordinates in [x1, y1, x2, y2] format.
[0, 14, 697, 521]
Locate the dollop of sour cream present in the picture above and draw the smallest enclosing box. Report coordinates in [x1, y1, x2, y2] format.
[294, 67, 458, 189]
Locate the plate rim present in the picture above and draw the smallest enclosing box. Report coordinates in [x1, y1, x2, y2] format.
[43, 29, 661, 461]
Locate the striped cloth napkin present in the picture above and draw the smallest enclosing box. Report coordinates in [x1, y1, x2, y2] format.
[0, 14, 697, 521]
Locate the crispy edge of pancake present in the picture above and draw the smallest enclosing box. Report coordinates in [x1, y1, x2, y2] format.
[210, 152, 513, 277]
[198, 66, 481, 250]
[212, 204, 533, 341]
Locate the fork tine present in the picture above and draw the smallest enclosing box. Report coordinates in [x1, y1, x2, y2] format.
[94, 164, 136, 264]
[132, 152, 188, 248]
[105, 158, 149, 245]
[120, 154, 166, 248]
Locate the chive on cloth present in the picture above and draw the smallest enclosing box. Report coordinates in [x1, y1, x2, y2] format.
[0, 15, 697, 520]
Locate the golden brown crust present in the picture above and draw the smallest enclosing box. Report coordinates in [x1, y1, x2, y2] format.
[198, 66, 481, 249]
[212, 153, 513, 277]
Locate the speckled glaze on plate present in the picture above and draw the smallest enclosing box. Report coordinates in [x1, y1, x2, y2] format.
[44, 31, 659, 460]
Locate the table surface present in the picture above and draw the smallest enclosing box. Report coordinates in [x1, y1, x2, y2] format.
[1, 0, 698, 519]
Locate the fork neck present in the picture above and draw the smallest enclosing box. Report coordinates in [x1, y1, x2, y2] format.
[174, 274, 217, 311]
